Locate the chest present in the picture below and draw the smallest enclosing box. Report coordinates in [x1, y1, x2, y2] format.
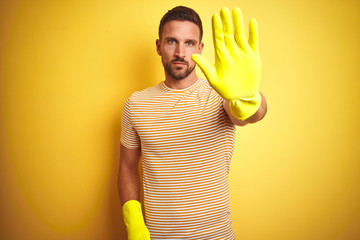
[131, 93, 226, 146]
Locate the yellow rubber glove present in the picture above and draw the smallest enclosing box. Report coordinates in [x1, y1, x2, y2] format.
[122, 200, 151, 240]
[192, 7, 262, 121]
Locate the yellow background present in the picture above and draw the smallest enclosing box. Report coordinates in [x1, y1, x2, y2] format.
[1, 0, 359, 239]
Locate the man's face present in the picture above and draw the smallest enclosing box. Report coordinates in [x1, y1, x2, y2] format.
[156, 20, 204, 80]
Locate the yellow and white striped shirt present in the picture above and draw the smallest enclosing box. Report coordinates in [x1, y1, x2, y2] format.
[121, 78, 236, 239]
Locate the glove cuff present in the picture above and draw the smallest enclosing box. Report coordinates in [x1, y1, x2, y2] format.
[239, 91, 260, 102]
[122, 200, 146, 227]
[122, 200, 151, 240]
[229, 91, 262, 121]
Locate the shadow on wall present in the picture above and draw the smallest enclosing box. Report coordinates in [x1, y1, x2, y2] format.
[108, 42, 161, 240]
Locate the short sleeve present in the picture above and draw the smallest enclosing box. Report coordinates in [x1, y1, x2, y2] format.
[120, 97, 141, 149]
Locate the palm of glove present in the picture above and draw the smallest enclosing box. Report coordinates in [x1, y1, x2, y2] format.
[192, 7, 261, 100]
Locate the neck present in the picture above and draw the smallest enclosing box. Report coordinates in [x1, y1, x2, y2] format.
[164, 71, 199, 90]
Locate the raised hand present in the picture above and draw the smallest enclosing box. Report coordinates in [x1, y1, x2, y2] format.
[192, 7, 262, 121]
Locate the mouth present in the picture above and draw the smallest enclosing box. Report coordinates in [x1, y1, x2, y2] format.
[172, 61, 187, 65]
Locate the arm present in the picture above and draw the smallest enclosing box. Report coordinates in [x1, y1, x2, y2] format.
[118, 144, 151, 240]
[223, 91, 267, 126]
[118, 143, 141, 205]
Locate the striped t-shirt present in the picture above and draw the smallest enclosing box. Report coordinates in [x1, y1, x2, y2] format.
[121, 78, 237, 239]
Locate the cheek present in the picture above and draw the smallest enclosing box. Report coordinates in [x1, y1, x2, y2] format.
[187, 48, 198, 62]
[162, 46, 175, 58]
[187, 47, 200, 57]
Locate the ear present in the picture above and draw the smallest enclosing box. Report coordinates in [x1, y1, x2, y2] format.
[156, 39, 161, 56]
[198, 42, 204, 54]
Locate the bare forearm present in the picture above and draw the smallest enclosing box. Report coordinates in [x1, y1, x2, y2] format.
[118, 164, 141, 206]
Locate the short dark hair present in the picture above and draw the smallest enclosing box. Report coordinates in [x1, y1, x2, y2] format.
[159, 6, 203, 41]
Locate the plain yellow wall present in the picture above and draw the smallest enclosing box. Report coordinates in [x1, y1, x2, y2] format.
[1, 0, 359, 239]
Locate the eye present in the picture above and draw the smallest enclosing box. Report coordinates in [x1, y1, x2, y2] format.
[168, 39, 176, 44]
[186, 42, 194, 46]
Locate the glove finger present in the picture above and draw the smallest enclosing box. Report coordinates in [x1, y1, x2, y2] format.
[220, 7, 238, 54]
[212, 13, 229, 60]
[192, 54, 216, 84]
[248, 18, 259, 53]
[233, 7, 251, 52]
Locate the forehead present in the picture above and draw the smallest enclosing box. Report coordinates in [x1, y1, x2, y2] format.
[161, 20, 200, 40]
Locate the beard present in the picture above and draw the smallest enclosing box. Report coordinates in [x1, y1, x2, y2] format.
[163, 58, 196, 80]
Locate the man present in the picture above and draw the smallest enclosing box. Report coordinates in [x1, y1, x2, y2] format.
[119, 6, 267, 240]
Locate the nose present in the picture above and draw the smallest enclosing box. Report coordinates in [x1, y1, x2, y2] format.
[174, 43, 186, 58]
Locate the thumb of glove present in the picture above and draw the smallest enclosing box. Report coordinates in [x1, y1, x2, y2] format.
[191, 54, 216, 83]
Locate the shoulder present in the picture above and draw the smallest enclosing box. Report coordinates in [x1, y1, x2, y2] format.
[126, 82, 162, 104]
